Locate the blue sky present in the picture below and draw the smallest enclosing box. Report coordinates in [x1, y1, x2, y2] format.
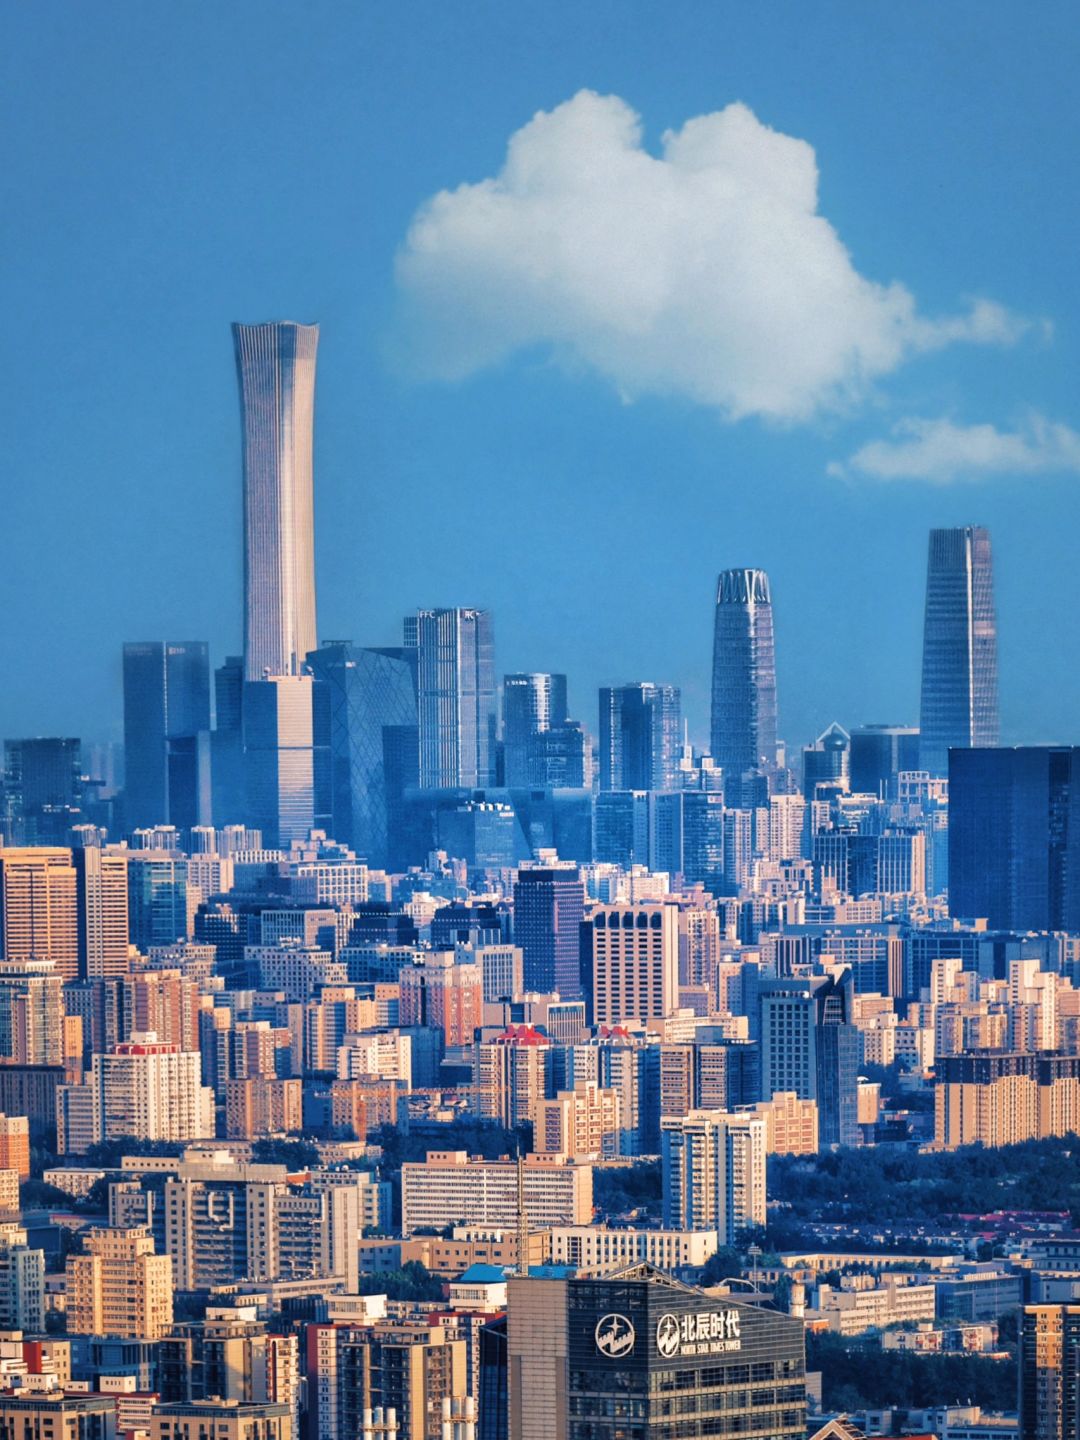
[4, 1, 1080, 753]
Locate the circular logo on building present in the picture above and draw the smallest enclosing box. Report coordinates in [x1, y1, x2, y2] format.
[656, 1313, 681, 1359]
[594, 1313, 636, 1358]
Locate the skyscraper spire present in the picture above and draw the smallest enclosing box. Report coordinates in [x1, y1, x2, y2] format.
[233, 322, 319, 681]
[919, 525, 999, 776]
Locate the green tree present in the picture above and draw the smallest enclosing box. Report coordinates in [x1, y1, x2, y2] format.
[252, 1137, 320, 1169]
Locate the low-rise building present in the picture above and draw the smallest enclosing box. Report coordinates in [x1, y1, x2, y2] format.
[400, 1151, 592, 1236]
[814, 1275, 937, 1335]
[546, 1225, 717, 1275]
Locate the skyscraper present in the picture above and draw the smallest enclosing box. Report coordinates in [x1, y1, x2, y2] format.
[919, 525, 999, 776]
[306, 642, 418, 867]
[122, 642, 211, 832]
[233, 322, 319, 682]
[950, 747, 1080, 932]
[514, 865, 586, 998]
[598, 683, 681, 792]
[662, 1109, 767, 1244]
[211, 655, 246, 826]
[406, 608, 496, 788]
[1020, 1304, 1080, 1440]
[582, 901, 680, 1026]
[242, 676, 323, 850]
[72, 846, 130, 980]
[502, 673, 568, 787]
[760, 970, 859, 1148]
[849, 724, 921, 797]
[710, 568, 778, 806]
[506, 1270, 805, 1440]
[2, 739, 84, 844]
[801, 722, 850, 797]
[0, 849, 79, 981]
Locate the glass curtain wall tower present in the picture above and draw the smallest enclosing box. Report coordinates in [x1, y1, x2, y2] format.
[919, 525, 999, 776]
[406, 609, 496, 789]
[598, 683, 681, 792]
[233, 322, 319, 682]
[710, 568, 778, 805]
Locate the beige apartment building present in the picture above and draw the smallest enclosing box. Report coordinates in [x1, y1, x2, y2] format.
[225, 1078, 303, 1139]
[535, 1082, 620, 1159]
[935, 1052, 1080, 1149]
[66, 1226, 173, 1339]
[150, 1400, 291, 1440]
[750, 1090, 819, 1155]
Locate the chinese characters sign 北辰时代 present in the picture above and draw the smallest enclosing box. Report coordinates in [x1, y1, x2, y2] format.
[655, 1309, 742, 1359]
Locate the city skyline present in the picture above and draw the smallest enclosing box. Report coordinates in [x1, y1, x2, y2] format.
[6, 13, 1080, 1440]
[5, 3, 1080, 751]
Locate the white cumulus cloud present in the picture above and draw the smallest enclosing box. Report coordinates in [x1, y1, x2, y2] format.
[394, 90, 1029, 422]
[828, 414, 1080, 483]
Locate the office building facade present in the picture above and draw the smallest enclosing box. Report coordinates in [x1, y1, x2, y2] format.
[514, 866, 586, 999]
[583, 902, 679, 1027]
[233, 321, 319, 682]
[760, 970, 859, 1147]
[306, 642, 418, 867]
[407, 608, 496, 789]
[0, 848, 79, 980]
[710, 568, 778, 805]
[503, 673, 568, 787]
[242, 676, 321, 849]
[598, 683, 681, 793]
[2, 738, 84, 844]
[950, 747, 1080, 932]
[849, 725, 921, 798]
[919, 525, 999, 776]
[506, 1267, 805, 1440]
[122, 642, 211, 832]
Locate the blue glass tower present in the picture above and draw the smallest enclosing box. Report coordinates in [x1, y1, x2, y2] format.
[919, 526, 999, 776]
[710, 569, 778, 807]
[122, 641, 211, 832]
[306, 642, 418, 868]
[598, 683, 681, 792]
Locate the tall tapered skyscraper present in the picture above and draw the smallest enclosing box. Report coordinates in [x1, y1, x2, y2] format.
[919, 526, 999, 776]
[710, 568, 778, 804]
[233, 322, 319, 681]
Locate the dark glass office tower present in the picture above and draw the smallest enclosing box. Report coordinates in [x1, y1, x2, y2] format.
[503, 673, 569, 787]
[122, 642, 211, 832]
[802, 722, 850, 797]
[211, 655, 246, 826]
[850, 724, 920, 797]
[950, 747, 1080, 931]
[710, 568, 778, 806]
[919, 526, 999, 776]
[406, 608, 496, 788]
[598, 683, 681, 791]
[2, 738, 84, 843]
[306, 642, 418, 867]
[513, 865, 586, 998]
[507, 1269, 805, 1440]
